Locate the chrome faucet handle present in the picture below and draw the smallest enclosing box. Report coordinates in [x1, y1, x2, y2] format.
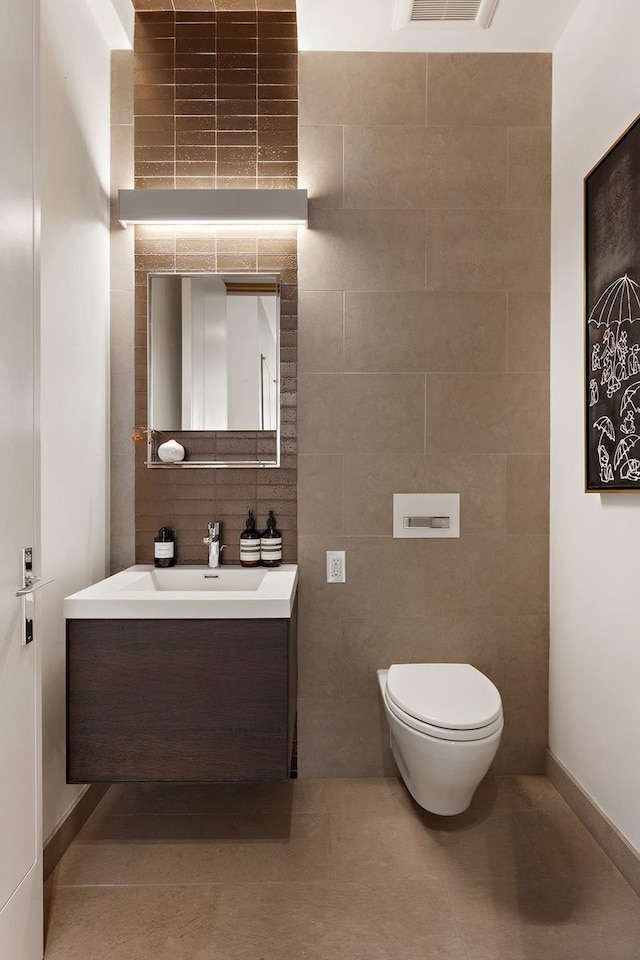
[204, 522, 224, 567]
[204, 521, 220, 543]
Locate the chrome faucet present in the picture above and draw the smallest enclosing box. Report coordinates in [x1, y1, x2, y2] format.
[203, 521, 225, 568]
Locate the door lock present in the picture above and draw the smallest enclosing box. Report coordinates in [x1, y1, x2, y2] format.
[18, 547, 53, 645]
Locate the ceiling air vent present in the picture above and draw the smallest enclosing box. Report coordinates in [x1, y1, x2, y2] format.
[393, 0, 500, 30]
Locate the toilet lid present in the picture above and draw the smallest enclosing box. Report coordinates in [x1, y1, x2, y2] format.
[386, 663, 502, 730]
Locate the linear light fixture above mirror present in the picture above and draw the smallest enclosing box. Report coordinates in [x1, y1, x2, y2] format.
[118, 188, 308, 228]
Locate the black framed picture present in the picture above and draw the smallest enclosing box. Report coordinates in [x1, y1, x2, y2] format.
[585, 114, 640, 490]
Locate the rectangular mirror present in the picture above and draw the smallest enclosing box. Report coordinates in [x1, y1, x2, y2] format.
[147, 273, 280, 467]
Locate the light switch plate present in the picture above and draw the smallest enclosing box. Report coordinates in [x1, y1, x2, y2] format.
[393, 493, 460, 538]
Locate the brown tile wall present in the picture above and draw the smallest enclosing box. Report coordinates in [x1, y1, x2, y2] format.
[111, 50, 136, 573]
[133, 1, 296, 10]
[296, 53, 551, 777]
[133, 8, 297, 565]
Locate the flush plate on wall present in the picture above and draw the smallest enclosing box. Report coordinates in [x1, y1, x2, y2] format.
[393, 494, 460, 538]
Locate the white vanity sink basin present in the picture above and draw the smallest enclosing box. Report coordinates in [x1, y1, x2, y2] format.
[123, 567, 268, 593]
[64, 564, 298, 619]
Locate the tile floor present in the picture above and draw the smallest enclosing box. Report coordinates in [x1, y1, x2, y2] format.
[44, 775, 640, 959]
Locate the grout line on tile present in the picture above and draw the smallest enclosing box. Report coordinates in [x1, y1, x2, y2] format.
[441, 880, 471, 960]
[424, 53, 428, 127]
[341, 123, 345, 209]
[423, 374, 427, 456]
[506, 126, 511, 209]
[508, 810, 554, 879]
[425, 209, 429, 291]
[505, 289, 511, 372]
[341, 288, 346, 370]
[339, 452, 346, 537]
[299, 371, 430, 377]
[501, 453, 509, 532]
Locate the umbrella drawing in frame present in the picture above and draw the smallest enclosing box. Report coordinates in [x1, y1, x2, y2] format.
[592, 415, 615, 483]
[613, 434, 640, 482]
[619, 380, 640, 435]
[588, 275, 640, 398]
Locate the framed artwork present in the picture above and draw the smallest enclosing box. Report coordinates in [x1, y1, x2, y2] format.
[585, 113, 640, 490]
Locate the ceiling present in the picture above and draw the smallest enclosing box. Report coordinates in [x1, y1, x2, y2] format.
[129, 0, 583, 53]
[297, 0, 583, 52]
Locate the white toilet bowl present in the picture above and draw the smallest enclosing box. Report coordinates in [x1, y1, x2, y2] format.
[378, 663, 503, 816]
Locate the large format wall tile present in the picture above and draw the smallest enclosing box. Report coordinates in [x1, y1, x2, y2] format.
[425, 373, 550, 455]
[426, 208, 550, 291]
[299, 208, 427, 291]
[425, 126, 508, 208]
[343, 125, 428, 209]
[298, 455, 344, 535]
[299, 373, 426, 455]
[508, 291, 550, 372]
[343, 454, 427, 536]
[299, 124, 343, 209]
[294, 51, 551, 779]
[297, 696, 396, 778]
[297, 613, 343, 699]
[343, 125, 510, 211]
[344, 291, 508, 373]
[421, 534, 549, 617]
[344, 537, 430, 620]
[342, 617, 428, 699]
[427, 53, 552, 127]
[111, 52, 135, 573]
[297, 536, 428, 623]
[298, 290, 344, 373]
[424, 454, 507, 536]
[341, 615, 507, 704]
[506, 454, 550, 535]
[299, 52, 426, 126]
[508, 127, 552, 208]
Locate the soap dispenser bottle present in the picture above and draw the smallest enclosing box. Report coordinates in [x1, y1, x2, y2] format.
[240, 510, 261, 567]
[154, 526, 176, 568]
[260, 510, 282, 567]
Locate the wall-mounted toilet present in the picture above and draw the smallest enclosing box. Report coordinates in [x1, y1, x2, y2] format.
[378, 663, 503, 816]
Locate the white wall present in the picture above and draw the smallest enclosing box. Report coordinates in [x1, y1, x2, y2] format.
[186, 278, 228, 430]
[39, 0, 112, 842]
[297, 0, 580, 52]
[226, 295, 259, 430]
[551, 0, 640, 854]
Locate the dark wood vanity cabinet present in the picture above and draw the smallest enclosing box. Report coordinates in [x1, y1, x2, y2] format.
[66, 611, 297, 783]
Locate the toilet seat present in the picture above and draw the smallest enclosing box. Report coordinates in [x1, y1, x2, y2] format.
[384, 688, 503, 741]
[385, 663, 503, 743]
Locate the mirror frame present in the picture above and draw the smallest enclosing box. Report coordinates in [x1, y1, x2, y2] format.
[146, 272, 281, 469]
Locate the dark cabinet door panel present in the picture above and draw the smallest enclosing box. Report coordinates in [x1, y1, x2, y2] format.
[67, 617, 295, 783]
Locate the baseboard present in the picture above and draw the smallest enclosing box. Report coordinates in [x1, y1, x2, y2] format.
[43, 784, 109, 881]
[547, 750, 640, 898]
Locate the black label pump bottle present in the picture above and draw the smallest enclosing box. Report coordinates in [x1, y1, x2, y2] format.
[260, 510, 282, 567]
[154, 527, 175, 567]
[240, 510, 261, 567]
